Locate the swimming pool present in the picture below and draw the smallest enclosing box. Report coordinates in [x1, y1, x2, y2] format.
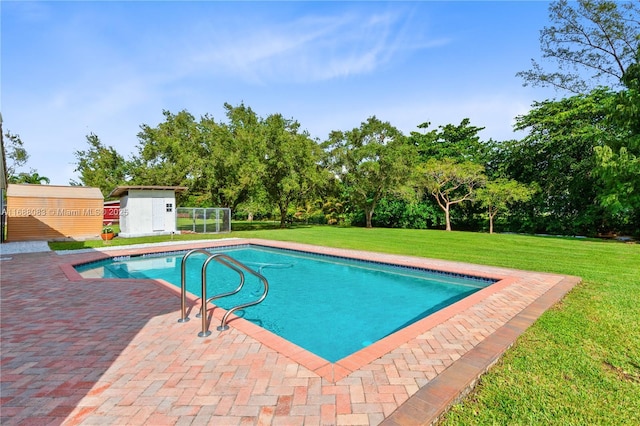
[76, 244, 497, 362]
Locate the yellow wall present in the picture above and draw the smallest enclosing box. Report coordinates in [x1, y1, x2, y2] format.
[6, 185, 103, 241]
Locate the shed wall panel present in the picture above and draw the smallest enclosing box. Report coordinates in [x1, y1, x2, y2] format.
[6, 197, 103, 241]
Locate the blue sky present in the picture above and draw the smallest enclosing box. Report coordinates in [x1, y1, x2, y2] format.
[2, 1, 557, 186]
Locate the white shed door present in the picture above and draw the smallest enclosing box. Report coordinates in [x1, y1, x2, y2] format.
[152, 198, 165, 231]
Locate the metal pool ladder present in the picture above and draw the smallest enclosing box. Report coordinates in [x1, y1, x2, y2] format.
[178, 249, 269, 337]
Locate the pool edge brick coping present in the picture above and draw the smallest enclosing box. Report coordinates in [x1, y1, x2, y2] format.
[380, 274, 581, 425]
[3, 238, 581, 425]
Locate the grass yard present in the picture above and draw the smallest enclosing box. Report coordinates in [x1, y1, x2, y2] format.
[50, 225, 640, 423]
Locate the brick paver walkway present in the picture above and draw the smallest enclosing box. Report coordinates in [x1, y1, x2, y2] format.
[1, 238, 580, 425]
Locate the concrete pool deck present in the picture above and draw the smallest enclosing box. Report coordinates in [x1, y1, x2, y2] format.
[0, 238, 580, 425]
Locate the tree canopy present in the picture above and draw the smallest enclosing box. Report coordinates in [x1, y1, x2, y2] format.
[518, 0, 640, 93]
[410, 118, 489, 164]
[326, 117, 416, 228]
[594, 46, 640, 227]
[66, 86, 639, 236]
[261, 113, 323, 228]
[72, 133, 128, 197]
[3, 131, 29, 181]
[503, 88, 615, 234]
[420, 159, 486, 232]
[476, 178, 536, 234]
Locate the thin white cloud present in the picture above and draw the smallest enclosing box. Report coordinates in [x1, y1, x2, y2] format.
[184, 8, 447, 84]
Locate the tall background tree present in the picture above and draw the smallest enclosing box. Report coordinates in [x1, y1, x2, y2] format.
[503, 89, 615, 235]
[411, 118, 490, 164]
[202, 103, 265, 210]
[517, 0, 640, 93]
[594, 46, 640, 230]
[514, 0, 639, 235]
[131, 110, 203, 203]
[72, 133, 128, 196]
[4, 130, 51, 185]
[326, 117, 416, 228]
[409, 118, 492, 230]
[3, 131, 29, 181]
[261, 114, 323, 228]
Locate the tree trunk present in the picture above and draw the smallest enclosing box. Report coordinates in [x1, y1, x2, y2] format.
[279, 204, 287, 228]
[489, 209, 496, 234]
[445, 205, 452, 231]
[366, 209, 374, 228]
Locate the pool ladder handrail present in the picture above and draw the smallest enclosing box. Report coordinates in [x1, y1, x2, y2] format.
[178, 249, 269, 337]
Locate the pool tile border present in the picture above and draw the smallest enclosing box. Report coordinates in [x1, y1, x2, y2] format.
[44, 237, 581, 424]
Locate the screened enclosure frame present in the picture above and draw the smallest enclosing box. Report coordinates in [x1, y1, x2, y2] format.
[176, 208, 231, 234]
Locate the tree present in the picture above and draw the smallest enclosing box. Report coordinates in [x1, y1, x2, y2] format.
[2, 130, 50, 186]
[476, 178, 536, 234]
[518, 0, 640, 93]
[12, 171, 50, 185]
[326, 117, 416, 228]
[421, 159, 486, 231]
[369, 197, 442, 230]
[505, 88, 616, 235]
[132, 110, 205, 203]
[200, 103, 265, 210]
[594, 46, 640, 232]
[261, 113, 323, 228]
[410, 118, 490, 164]
[133, 105, 272, 211]
[72, 133, 128, 197]
[3, 131, 29, 179]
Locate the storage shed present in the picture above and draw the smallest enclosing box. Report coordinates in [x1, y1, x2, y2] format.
[108, 186, 187, 238]
[6, 184, 104, 241]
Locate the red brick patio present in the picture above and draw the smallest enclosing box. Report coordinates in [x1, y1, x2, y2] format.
[0, 238, 580, 425]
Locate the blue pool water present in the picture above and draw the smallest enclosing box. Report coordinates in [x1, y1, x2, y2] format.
[76, 245, 495, 362]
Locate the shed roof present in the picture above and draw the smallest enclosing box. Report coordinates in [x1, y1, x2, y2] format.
[7, 184, 103, 199]
[108, 185, 188, 198]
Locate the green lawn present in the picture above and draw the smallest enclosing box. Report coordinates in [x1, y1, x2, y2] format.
[50, 225, 640, 423]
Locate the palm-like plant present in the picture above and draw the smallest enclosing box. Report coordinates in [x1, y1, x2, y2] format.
[11, 171, 50, 184]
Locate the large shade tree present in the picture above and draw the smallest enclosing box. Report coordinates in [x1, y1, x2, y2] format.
[595, 46, 640, 231]
[326, 117, 416, 228]
[132, 110, 204, 200]
[504, 88, 616, 234]
[410, 118, 490, 164]
[3, 131, 29, 180]
[261, 113, 323, 228]
[407, 118, 491, 230]
[72, 133, 128, 197]
[200, 103, 265, 210]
